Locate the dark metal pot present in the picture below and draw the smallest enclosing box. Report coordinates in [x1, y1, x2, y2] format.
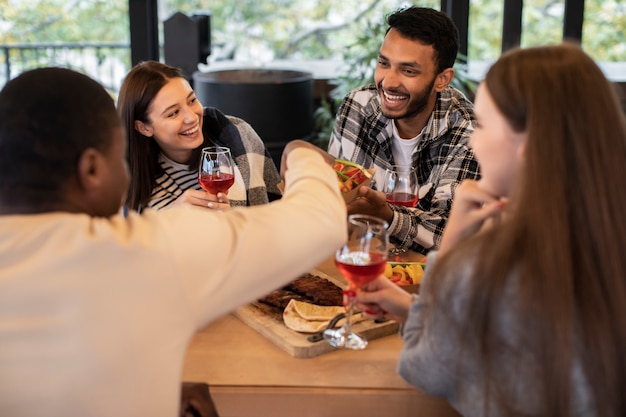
[193, 68, 314, 166]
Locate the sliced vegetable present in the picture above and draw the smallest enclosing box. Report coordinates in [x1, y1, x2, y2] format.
[383, 262, 425, 285]
[333, 159, 372, 193]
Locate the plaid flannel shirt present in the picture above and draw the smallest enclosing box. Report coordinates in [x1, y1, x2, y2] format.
[328, 85, 480, 254]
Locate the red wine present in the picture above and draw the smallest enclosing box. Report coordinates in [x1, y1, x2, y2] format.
[386, 192, 418, 207]
[199, 173, 234, 194]
[335, 251, 386, 288]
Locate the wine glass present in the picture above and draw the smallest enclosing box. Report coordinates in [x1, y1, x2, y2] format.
[323, 214, 389, 350]
[381, 165, 418, 259]
[198, 146, 235, 195]
[381, 165, 419, 208]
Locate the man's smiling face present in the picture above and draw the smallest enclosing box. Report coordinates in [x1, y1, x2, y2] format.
[374, 28, 439, 122]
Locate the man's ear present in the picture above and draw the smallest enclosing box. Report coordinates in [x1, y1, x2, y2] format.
[76, 148, 105, 191]
[434, 68, 455, 92]
[134, 120, 153, 137]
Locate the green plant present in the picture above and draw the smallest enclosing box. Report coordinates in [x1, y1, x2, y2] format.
[311, 18, 380, 149]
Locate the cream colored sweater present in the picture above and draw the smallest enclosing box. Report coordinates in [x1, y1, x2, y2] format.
[0, 148, 346, 417]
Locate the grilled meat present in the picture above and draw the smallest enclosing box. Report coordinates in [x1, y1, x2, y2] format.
[258, 273, 343, 310]
[258, 289, 310, 310]
[284, 273, 343, 306]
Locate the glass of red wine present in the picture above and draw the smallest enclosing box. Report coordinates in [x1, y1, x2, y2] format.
[382, 165, 419, 208]
[382, 165, 418, 258]
[323, 214, 389, 350]
[198, 146, 235, 195]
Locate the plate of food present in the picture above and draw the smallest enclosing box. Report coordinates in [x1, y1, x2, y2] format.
[235, 271, 399, 358]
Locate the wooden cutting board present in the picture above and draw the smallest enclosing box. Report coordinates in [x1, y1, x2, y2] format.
[233, 268, 400, 358]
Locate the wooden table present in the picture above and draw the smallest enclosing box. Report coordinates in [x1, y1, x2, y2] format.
[182, 254, 460, 417]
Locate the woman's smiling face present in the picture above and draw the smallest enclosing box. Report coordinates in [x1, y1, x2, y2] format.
[134, 77, 204, 164]
[470, 83, 527, 198]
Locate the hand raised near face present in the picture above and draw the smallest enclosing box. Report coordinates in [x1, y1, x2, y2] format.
[438, 179, 505, 256]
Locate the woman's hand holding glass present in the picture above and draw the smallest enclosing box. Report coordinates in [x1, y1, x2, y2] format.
[354, 276, 414, 324]
[175, 189, 230, 210]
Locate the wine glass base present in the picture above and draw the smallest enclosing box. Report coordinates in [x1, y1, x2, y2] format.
[322, 326, 368, 350]
[389, 247, 407, 256]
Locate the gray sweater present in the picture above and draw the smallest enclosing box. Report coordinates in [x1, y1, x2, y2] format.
[397, 251, 595, 417]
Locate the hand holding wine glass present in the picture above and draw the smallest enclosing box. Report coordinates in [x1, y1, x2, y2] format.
[323, 214, 389, 350]
[198, 146, 235, 195]
[174, 188, 231, 210]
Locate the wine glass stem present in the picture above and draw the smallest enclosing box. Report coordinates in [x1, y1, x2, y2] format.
[344, 291, 356, 333]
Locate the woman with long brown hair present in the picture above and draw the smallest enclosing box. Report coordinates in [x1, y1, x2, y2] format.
[355, 43, 626, 416]
[118, 61, 282, 212]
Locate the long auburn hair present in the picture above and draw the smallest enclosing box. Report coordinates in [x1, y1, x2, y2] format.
[117, 61, 211, 210]
[429, 43, 626, 416]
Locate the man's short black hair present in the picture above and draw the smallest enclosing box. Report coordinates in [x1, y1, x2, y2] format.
[386, 6, 460, 74]
[0, 67, 120, 206]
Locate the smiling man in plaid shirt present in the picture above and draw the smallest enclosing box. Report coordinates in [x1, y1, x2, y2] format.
[328, 6, 480, 255]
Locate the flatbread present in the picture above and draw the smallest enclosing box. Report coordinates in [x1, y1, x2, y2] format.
[291, 299, 345, 321]
[282, 299, 364, 333]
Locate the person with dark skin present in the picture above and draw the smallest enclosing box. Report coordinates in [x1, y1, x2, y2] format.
[0, 67, 346, 417]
